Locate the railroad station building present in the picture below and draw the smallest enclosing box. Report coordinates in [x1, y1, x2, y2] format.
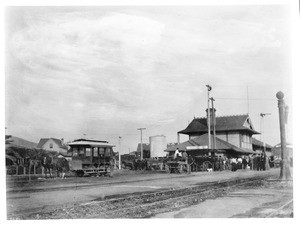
[166, 108, 270, 157]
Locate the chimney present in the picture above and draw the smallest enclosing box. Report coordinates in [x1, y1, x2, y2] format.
[205, 108, 216, 128]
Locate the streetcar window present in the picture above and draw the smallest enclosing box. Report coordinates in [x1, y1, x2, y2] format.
[105, 148, 111, 156]
[72, 147, 78, 156]
[86, 148, 91, 156]
[93, 147, 98, 156]
[99, 147, 105, 155]
[79, 147, 84, 156]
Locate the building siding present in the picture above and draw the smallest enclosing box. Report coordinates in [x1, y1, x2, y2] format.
[41, 139, 66, 153]
[227, 132, 240, 147]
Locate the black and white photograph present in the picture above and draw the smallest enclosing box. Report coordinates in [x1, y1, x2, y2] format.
[2, 0, 299, 221]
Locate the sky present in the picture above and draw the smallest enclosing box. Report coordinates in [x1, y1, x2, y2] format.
[5, 5, 293, 154]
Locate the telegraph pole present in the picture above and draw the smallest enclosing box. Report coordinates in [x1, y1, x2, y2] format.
[276, 91, 291, 180]
[210, 97, 216, 150]
[260, 113, 271, 153]
[118, 136, 122, 170]
[206, 85, 212, 149]
[137, 128, 146, 160]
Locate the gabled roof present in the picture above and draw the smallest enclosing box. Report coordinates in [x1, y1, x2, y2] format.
[165, 133, 255, 154]
[37, 138, 65, 149]
[178, 115, 259, 135]
[252, 138, 273, 149]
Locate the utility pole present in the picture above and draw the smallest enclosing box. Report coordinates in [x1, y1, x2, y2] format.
[210, 97, 216, 150]
[276, 91, 291, 180]
[206, 85, 212, 149]
[118, 136, 122, 170]
[247, 85, 250, 115]
[260, 113, 271, 153]
[137, 128, 146, 160]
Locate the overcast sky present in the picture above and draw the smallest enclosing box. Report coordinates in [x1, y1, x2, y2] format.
[5, 5, 293, 154]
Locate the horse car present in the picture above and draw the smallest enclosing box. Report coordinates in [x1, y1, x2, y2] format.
[68, 139, 115, 177]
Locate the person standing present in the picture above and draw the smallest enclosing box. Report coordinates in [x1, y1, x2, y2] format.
[261, 153, 266, 171]
[256, 154, 261, 171]
[242, 157, 248, 169]
[231, 158, 237, 172]
[237, 157, 242, 169]
[174, 148, 179, 160]
[182, 150, 190, 173]
[253, 154, 258, 170]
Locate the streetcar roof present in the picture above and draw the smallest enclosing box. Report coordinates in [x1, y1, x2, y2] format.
[68, 141, 115, 147]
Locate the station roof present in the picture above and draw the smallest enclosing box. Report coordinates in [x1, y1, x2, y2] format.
[165, 133, 255, 154]
[178, 115, 259, 135]
[252, 138, 273, 149]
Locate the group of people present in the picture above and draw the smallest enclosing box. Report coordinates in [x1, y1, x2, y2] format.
[173, 149, 272, 173]
[229, 153, 270, 172]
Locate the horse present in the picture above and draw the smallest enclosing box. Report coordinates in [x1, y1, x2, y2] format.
[53, 157, 69, 179]
[40, 154, 70, 179]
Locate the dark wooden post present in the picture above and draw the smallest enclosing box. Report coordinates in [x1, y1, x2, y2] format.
[276, 91, 291, 180]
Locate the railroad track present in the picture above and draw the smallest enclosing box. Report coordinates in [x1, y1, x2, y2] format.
[9, 175, 274, 219]
[265, 199, 293, 218]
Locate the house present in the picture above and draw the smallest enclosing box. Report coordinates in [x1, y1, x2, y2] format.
[37, 138, 68, 154]
[167, 108, 264, 157]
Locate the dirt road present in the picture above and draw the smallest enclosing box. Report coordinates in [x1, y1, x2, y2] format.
[6, 168, 291, 219]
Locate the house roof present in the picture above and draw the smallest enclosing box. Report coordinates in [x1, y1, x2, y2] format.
[136, 143, 150, 152]
[178, 114, 259, 135]
[37, 138, 66, 149]
[6, 136, 38, 149]
[165, 133, 255, 154]
[252, 138, 273, 149]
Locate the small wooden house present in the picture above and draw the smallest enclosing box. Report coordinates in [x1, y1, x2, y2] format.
[37, 138, 68, 154]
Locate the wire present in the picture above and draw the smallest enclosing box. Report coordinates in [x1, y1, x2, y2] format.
[215, 97, 276, 101]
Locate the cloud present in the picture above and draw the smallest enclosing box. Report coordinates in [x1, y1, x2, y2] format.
[6, 6, 290, 148]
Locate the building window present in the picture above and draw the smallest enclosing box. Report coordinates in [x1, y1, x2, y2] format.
[242, 134, 250, 143]
[49, 143, 53, 149]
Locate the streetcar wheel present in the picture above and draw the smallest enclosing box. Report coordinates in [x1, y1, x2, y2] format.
[76, 170, 84, 177]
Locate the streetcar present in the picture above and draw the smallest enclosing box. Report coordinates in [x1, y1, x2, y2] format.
[68, 139, 115, 177]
